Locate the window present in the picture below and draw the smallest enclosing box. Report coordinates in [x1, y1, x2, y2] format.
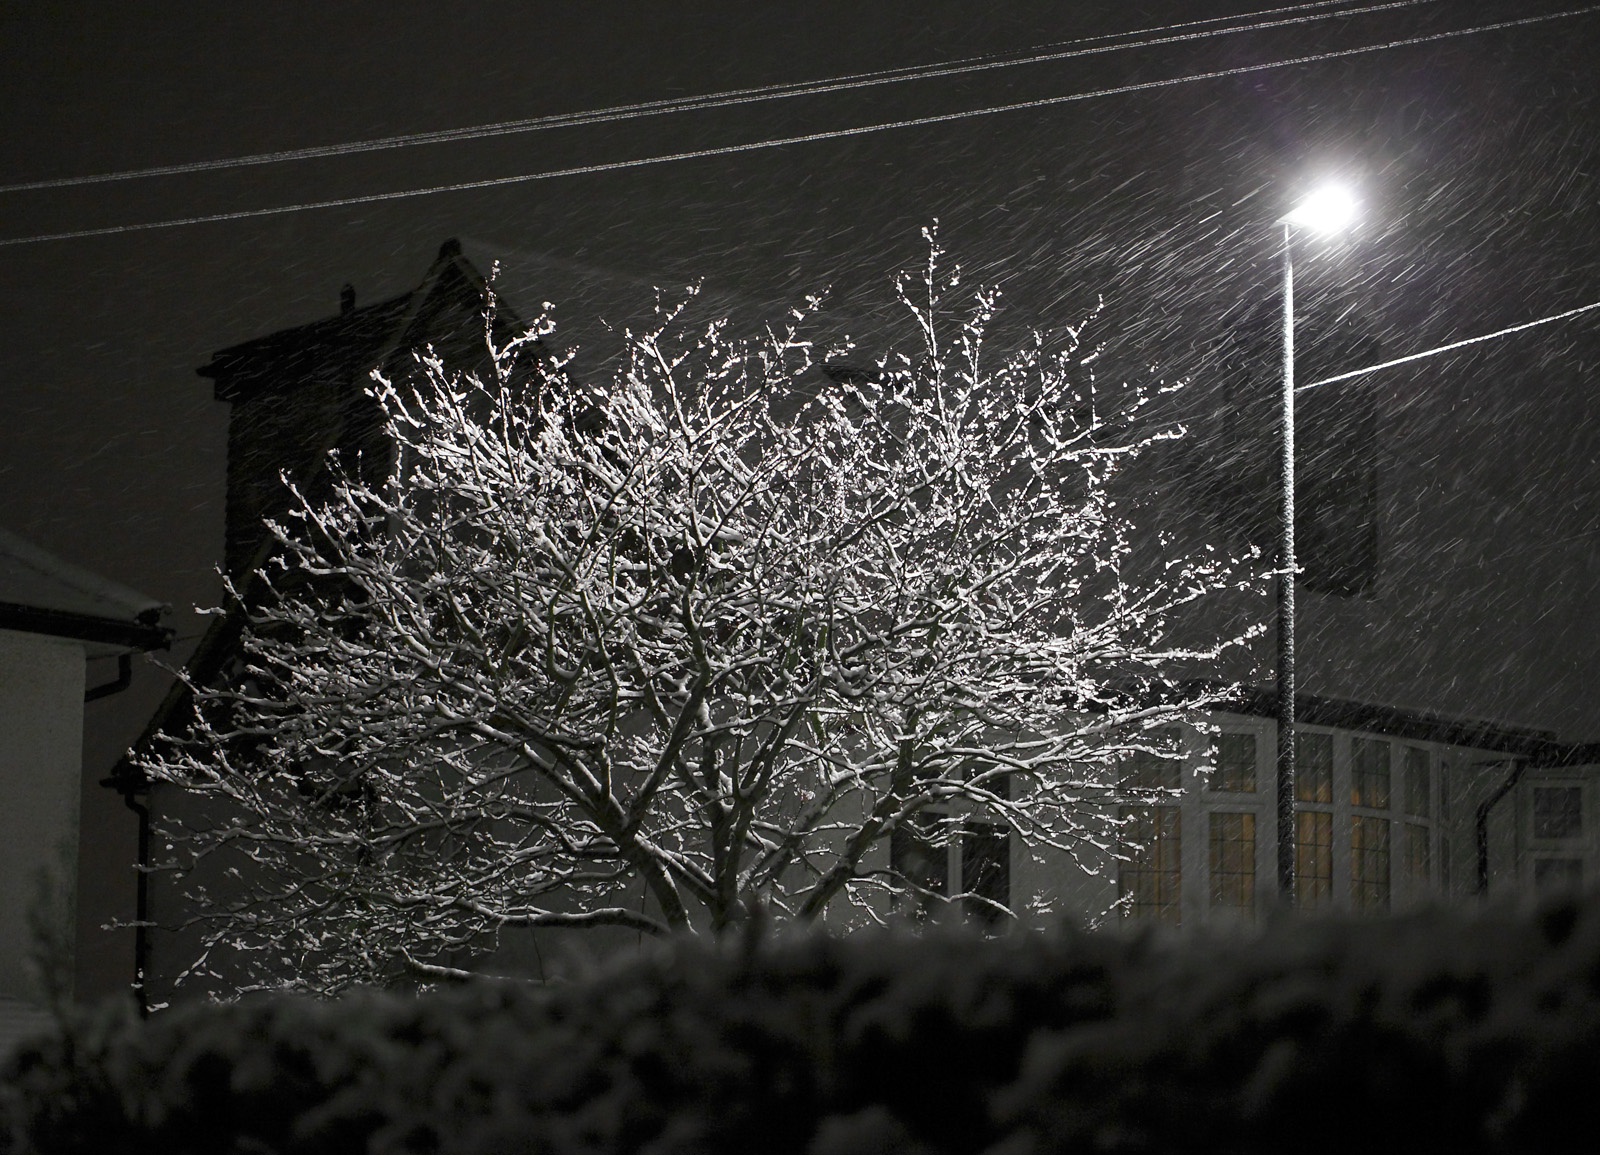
[1209, 811, 1255, 914]
[1534, 857, 1583, 893]
[1294, 732, 1334, 908]
[1404, 822, 1431, 884]
[1119, 806, 1181, 922]
[1351, 738, 1393, 908]
[1118, 731, 1183, 922]
[890, 811, 948, 919]
[1403, 747, 1430, 819]
[1526, 783, 1585, 899]
[1533, 786, 1583, 840]
[961, 821, 1011, 927]
[891, 809, 1012, 927]
[1399, 747, 1432, 892]
[1296, 810, 1333, 907]
[1210, 733, 1257, 793]
[1352, 738, 1391, 808]
[1439, 765, 1452, 892]
[1121, 731, 1183, 793]
[1295, 732, 1334, 803]
[1352, 814, 1391, 910]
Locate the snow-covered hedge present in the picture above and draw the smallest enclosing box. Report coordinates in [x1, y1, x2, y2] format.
[6, 898, 1599, 1153]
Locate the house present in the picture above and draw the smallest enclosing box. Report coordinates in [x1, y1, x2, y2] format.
[0, 525, 170, 1049]
[906, 691, 1600, 928]
[110, 239, 535, 1006]
[121, 240, 1600, 1001]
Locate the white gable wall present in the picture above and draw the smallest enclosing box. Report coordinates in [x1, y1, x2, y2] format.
[0, 628, 84, 1003]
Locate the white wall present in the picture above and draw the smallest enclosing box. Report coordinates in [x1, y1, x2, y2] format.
[0, 628, 84, 1003]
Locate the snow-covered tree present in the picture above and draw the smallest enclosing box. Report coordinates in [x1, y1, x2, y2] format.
[140, 231, 1256, 993]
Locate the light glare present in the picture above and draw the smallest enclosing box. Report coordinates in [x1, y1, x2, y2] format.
[1282, 185, 1358, 233]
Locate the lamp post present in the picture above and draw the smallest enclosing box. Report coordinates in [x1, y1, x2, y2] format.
[1275, 184, 1357, 900]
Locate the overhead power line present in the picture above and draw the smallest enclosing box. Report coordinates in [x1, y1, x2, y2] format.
[0, 0, 1441, 195]
[1, 3, 1596, 249]
[1298, 299, 1600, 391]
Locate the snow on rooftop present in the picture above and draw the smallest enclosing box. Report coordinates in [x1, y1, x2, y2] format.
[0, 524, 163, 626]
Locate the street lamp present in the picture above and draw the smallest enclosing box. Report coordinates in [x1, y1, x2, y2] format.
[1275, 183, 1357, 900]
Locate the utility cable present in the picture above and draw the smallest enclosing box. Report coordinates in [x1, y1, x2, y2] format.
[1298, 298, 1600, 391]
[0, 0, 1442, 194]
[1, 3, 1595, 249]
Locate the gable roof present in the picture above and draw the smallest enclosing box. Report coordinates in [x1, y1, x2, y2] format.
[197, 238, 523, 404]
[111, 239, 514, 792]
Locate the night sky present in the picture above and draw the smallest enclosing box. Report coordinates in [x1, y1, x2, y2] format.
[4, 0, 1598, 998]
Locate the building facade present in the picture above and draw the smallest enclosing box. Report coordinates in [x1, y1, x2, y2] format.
[0, 526, 169, 1047]
[124, 242, 1600, 999]
[902, 699, 1600, 929]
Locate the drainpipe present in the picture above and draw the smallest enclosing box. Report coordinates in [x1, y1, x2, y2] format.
[1475, 758, 1527, 896]
[121, 790, 151, 1018]
[84, 652, 133, 702]
[86, 657, 151, 1019]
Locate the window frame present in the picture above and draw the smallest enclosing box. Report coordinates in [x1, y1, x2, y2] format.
[1520, 774, 1593, 896]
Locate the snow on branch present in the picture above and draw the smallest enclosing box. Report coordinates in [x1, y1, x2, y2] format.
[139, 231, 1259, 994]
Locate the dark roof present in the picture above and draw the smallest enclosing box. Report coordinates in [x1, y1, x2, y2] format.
[197, 238, 524, 405]
[1215, 684, 1595, 767]
[110, 240, 519, 794]
[0, 525, 171, 654]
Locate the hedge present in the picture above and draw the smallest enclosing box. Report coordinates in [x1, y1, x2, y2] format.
[5, 897, 1600, 1153]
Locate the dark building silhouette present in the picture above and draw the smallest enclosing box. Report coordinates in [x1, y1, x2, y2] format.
[108, 241, 531, 1008]
[200, 239, 525, 583]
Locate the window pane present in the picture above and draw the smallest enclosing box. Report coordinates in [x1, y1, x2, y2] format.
[1534, 857, 1583, 893]
[1119, 807, 1181, 922]
[1295, 732, 1333, 803]
[1352, 815, 1390, 910]
[1209, 811, 1255, 914]
[1439, 764, 1451, 822]
[1533, 787, 1583, 839]
[890, 812, 948, 918]
[1210, 733, 1257, 793]
[1404, 748, 1431, 818]
[1120, 730, 1183, 793]
[1352, 738, 1391, 810]
[1404, 821, 1431, 885]
[961, 822, 1011, 927]
[1295, 810, 1333, 907]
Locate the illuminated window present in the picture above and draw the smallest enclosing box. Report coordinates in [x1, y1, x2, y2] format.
[1210, 733, 1257, 793]
[1352, 814, 1391, 910]
[1119, 806, 1181, 922]
[1294, 731, 1334, 908]
[1209, 811, 1255, 914]
[1352, 738, 1390, 809]
[1533, 787, 1583, 840]
[1296, 810, 1333, 907]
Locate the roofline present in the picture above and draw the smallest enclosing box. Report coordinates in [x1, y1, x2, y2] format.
[0, 601, 173, 652]
[1210, 684, 1585, 765]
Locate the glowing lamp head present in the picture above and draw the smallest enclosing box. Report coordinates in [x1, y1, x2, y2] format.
[1282, 184, 1358, 233]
